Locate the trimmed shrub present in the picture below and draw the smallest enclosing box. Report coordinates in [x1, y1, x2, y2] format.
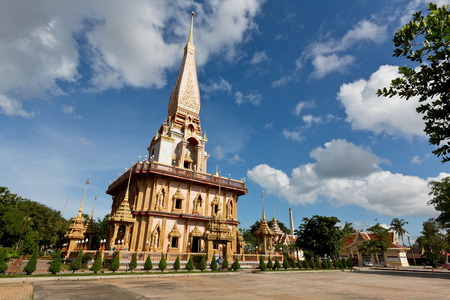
[48, 249, 62, 274]
[315, 257, 321, 269]
[347, 257, 354, 269]
[341, 258, 347, 269]
[129, 252, 137, 271]
[321, 259, 327, 269]
[198, 256, 206, 271]
[90, 251, 103, 273]
[327, 257, 332, 269]
[302, 260, 309, 269]
[0, 251, 8, 274]
[70, 249, 83, 273]
[267, 256, 273, 270]
[24, 245, 38, 275]
[309, 259, 315, 269]
[290, 257, 296, 269]
[222, 256, 229, 270]
[158, 253, 167, 272]
[173, 254, 181, 271]
[232, 257, 240, 271]
[210, 253, 217, 271]
[110, 251, 120, 272]
[274, 257, 281, 270]
[144, 254, 153, 271]
[296, 258, 302, 269]
[259, 255, 267, 271]
[185, 256, 194, 271]
[282, 257, 289, 270]
[81, 253, 93, 266]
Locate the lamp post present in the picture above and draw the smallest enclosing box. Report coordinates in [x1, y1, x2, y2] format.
[256, 246, 258, 255]
[120, 239, 124, 251]
[145, 240, 149, 251]
[84, 238, 88, 250]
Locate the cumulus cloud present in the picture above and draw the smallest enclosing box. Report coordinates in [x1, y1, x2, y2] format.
[302, 114, 322, 126]
[301, 20, 387, 78]
[337, 65, 425, 138]
[235, 91, 261, 105]
[0, 0, 264, 117]
[271, 75, 293, 87]
[62, 105, 74, 115]
[293, 101, 313, 117]
[247, 139, 446, 217]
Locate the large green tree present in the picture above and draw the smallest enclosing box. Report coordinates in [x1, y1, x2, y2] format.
[358, 223, 391, 264]
[295, 215, 344, 259]
[416, 218, 449, 264]
[377, 3, 450, 163]
[428, 176, 450, 228]
[390, 218, 409, 246]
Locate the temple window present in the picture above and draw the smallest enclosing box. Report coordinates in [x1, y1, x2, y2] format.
[171, 237, 179, 248]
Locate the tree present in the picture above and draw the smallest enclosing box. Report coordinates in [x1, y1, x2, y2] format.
[210, 252, 217, 271]
[359, 223, 390, 264]
[222, 256, 229, 270]
[302, 259, 308, 269]
[259, 255, 267, 271]
[390, 218, 409, 246]
[90, 251, 103, 273]
[428, 177, 450, 228]
[377, 3, 450, 163]
[198, 256, 206, 271]
[48, 249, 62, 274]
[0, 250, 8, 274]
[296, 215, 344, 259]
[341, 258, 347, 268]
[267, 255, 273, 269]
[416, 218, 449, 264]
[144, 254, 153, 271]
[282, 256, 289, 270]
[70, 249, 83, 273]
[110, 251, 120, 272]
[274, 257, 281, 270]
[158, 253, 167, 272]
[23, 245, 37, 275]
[343, 222, 356, 236]
[185, 256, 194, 271]
[231, 257, 240, 271]
[129, 252, 137, 271]
[347, 257, 354, 269]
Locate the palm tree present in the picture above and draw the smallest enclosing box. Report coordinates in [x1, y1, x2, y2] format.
[390, 218, 409, 246]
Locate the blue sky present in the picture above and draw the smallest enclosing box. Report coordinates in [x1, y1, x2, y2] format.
[1, 0, 449, 243]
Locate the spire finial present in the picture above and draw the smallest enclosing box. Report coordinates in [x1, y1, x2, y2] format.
[273, 204, 277, 222]
[90, 194, 97, 220]
[188, 11, 195, 45]
[262, 190, 266, 220]
[78, 176, 90, 217]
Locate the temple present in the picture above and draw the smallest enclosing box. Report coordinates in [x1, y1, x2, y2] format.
[104, 12, 247, 259]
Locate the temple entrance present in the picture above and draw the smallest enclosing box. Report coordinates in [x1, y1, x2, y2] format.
[192, 237, 201, 253]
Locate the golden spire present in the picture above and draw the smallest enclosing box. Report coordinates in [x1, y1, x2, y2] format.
[77, 176, 90, 218]
[188, 11, 195, 45]
[273, 204, 277, 222]
[89, 194, 97, 220]
[262, 190, 266, 220]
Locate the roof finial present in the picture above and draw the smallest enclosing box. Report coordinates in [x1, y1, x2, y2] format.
[78, 176, 90, 217]
[188, 11, 195, 45]
[273, 204, 277, 222]
[90, 194, 97, 220]
[262, 190, 266, 220]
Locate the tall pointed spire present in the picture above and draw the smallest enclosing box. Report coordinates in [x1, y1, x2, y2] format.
[77, 176, 90, 218]
[89, 194, 97, 220]
[273, 204, 276, 222]
[188, 11, 195, 45]
[262, 190, 266, 220]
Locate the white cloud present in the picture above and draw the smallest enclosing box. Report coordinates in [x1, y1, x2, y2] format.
[311, 54, 355, 79]
[200, 78, 232, 97]
[213, 146, 225, 160]
[300, 20, 387, 78]
[250, 51, 269, 64]
[0, 0, 264, 117]
[337, 65, 425, 138]
[0, 95, 33, 118]
[62, 105, 74, 115]
[302, 114, 322, 126]
[229, 153, 245, 164]
[264, 122, 273, 129]
[247, 139, 447, 217]
[271, 75, 293, 87]
[235, 91, 261, 106]
[282, 129, 304, 142]
[293, 101, 313, 117]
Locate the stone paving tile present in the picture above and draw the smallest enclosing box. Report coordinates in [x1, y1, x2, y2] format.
[0, 282, 33, 300]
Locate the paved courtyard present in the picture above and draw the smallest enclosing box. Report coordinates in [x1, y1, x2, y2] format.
[2, 269, 450, 300]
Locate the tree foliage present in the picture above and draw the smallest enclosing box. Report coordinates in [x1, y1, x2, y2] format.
[266, 256, 273, 269]
[296, 215, 344, 259]
[129, 252, 137, 271]
[144, 254, 153, 271]
[158, 252, 167, 271]
[222, 256, 229, 270]
[48, 249, 62, 274]
[358, 223, 391, 264]
[198, 256, 206, 271]
[416, 218, 449, 264]
[259, 255, 267, 271]
[428, 177, 450, 228]
[90, 251, 102, 273]
[390, 218, 409, 246]
[377, 3, 450, 163]
[23, 245, 38, 275]
[210, 252, 217, 271]
[70, 249, 83, 273]
[185, 256, 194, 271]
[274, 257, 281, 270]
[231, 257, 240, 271]
[110, 251, 120, 272]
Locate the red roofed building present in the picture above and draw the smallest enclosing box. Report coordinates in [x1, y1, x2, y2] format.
[341, 231, 409, 267]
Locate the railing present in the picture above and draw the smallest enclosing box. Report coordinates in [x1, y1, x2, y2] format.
[108, 161, 246, 191]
